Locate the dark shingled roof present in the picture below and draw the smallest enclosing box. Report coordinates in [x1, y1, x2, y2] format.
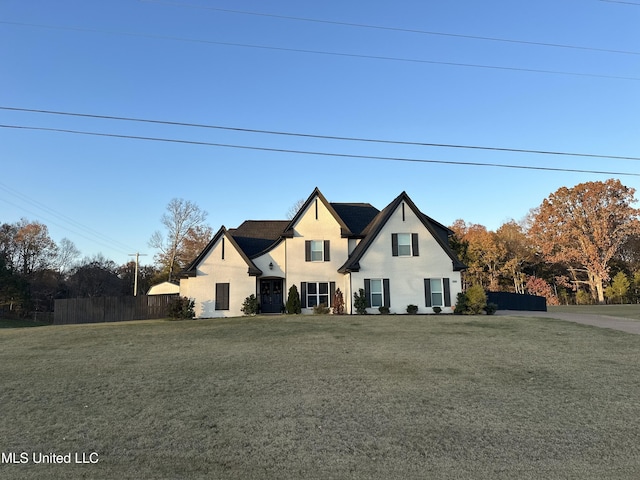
[330, 203, 380, 237]
[228, 220, 289, 258]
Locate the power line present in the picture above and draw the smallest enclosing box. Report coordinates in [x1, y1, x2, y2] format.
[0, 181, 136, 253]
[140, 0, 640, 56]
[600, 0, 640, 5]
[2, 123, 639, 178]
[2, 106, 639, 162]
[2, 21, 638, 82]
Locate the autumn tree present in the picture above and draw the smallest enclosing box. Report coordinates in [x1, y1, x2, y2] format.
[496, 220, 535, 294]
[13, 219, 57, 275]
[605, 272, 630, 304]
[450, 220, 504, 291]
[149, 198, 209, 282]
[529, 179, 640, 304]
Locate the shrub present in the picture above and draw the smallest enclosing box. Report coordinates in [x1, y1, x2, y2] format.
[406, 304, 418, 315]
[378, 306, 390, 315]
[454, 292, 468, 315]
[313, 303, 330, 314]
[484, 302, 498, 315]
[286, 285, 301, 314]
[353, 288, 367, 315]
[168, 296, 195, 320]
[432, 306, 442, 315]
[241, 294, 259, 315]
[465, 284, 487, 315]
[332, 288, 345, 315]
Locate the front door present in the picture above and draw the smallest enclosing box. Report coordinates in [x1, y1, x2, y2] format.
[260, 279, 283, 313]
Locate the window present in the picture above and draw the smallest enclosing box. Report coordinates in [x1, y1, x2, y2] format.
[364, 278, 390, 309]
[370, 279, 383, 308]
[215, 283, 230, 310]
[424, 278, 451, 308]
[311, 240, 324, 261]
[392, 233, 419, 257]
[430, 279, 443, 307]
[307, 282, 329, 307]
[397, 233, 411, 256]
[305, 240, 330, 262]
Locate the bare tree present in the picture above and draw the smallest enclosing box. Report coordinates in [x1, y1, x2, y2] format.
[149, 198, 209, 282]
[55, 238, 80, 274]
[286, 198, 306, 220]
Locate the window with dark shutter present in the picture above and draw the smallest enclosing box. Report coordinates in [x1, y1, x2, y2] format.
[215, 283, 230, 310]
[443, 278, 451, 307]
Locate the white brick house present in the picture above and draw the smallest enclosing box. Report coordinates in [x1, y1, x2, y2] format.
[179, 188, 466, 317]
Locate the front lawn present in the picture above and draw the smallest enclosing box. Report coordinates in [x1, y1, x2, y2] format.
[549, 304, 640, 321]
[1, 315, 639, 479]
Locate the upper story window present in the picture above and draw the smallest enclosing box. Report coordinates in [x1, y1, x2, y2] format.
[391, 233, 419, 257]
[305, 240, 330, 262]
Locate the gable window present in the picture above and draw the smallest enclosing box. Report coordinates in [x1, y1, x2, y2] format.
[301, 281, 336, 308]
[364, 279, 391, 308]
[424, 278, 451, 308]
[392, 233, 419, 257]
[305, 240, 330, 262]
[215, 283, 230, 310]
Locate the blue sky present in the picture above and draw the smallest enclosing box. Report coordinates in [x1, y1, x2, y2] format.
[1, 0, 639, 267]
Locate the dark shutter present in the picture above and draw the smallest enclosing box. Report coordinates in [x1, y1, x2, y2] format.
[330, 282, 336, 306]
[391, 233, 399, 257]
[305, 241, 311, 262]
[412, 233, 419, 256]
[443, 278, 451, 307]
[424, 279, 432, 307]
[301, 282, 307, 308]
[364, 279, 371, 308]
[324, 240, 330, 262]
[383, 279, 390, 308]
[221, 237, 225, 260]
[215, 283, 229, 310]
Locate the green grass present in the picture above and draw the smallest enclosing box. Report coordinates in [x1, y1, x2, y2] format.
[549, 304, 640, 321]
[1, 315, 640, 479]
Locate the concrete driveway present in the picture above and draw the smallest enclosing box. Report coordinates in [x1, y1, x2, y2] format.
[496, 310, 640, 335]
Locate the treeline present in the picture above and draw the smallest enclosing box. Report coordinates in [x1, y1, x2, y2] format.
[0, 219, 161, 317]
[449, 179, 640, 305]
[2, 179, 639, 317]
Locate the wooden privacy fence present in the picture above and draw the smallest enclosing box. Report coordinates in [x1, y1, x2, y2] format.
[54, 294, 179, 325]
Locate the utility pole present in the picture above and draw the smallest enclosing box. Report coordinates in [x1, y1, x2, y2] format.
[128, 252, 148, 296]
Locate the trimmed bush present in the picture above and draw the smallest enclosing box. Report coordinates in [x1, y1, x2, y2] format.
[313, 303, 330, 314]
[432, 306, 442, 315]
[286, 285, 301, 314]
[332, 288, 345, 315]
[378, 306, 390, 315]
[241, 294, 259, 316]
[354, 288, 367, 315]
[406, 304, 418, 315]
[168, 296, 195, 320]
[484, 302, 498, 315]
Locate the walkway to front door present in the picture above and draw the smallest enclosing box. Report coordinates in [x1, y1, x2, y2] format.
[260, 279, 283, 314]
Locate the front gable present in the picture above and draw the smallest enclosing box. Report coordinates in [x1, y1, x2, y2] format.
[182, 226, 262, 278]
[339, 192, 466, 273]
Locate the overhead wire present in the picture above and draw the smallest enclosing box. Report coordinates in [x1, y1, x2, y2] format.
[0, 185, 135, 256]
[140, 0, 640, 56]
[1, 21, 638, 82]
[2, 124, 639, 178]
[2, 106, 639, 162]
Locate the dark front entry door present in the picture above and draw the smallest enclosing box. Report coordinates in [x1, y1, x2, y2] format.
[260, 279, 283, 313]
